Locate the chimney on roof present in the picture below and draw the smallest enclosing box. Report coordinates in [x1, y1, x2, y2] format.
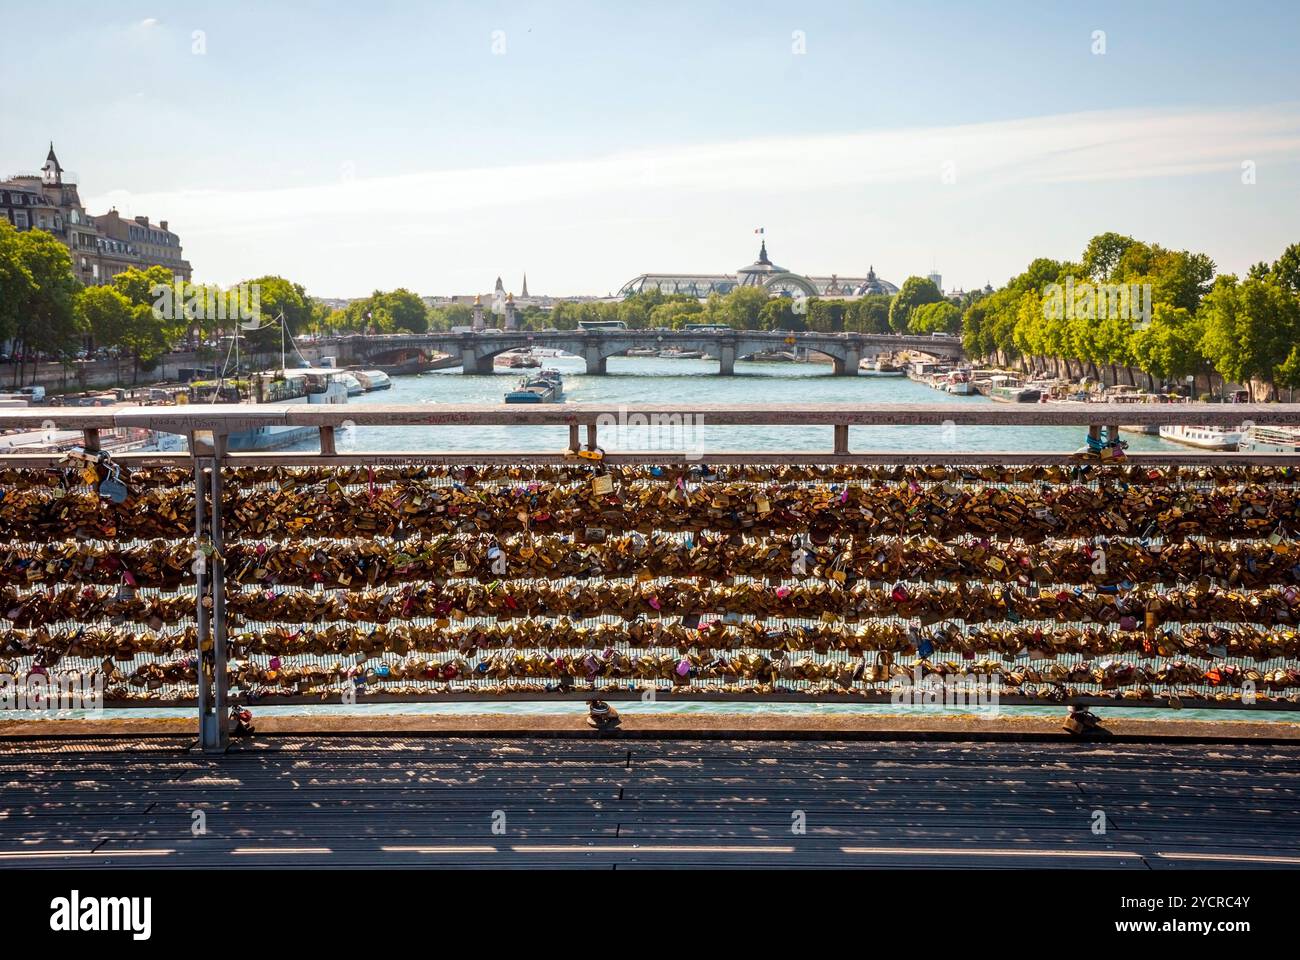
[134, 215, 148, 225]
[159, 220, 168, 231]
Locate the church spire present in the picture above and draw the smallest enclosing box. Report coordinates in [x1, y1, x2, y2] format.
[521, 272, 528, 298]
[42, 142, 63, 185]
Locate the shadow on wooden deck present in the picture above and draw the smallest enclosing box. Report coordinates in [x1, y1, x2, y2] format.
[0, 737, 1297, 869]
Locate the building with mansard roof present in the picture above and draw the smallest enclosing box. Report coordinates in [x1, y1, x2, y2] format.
[1, 143, 191, 284]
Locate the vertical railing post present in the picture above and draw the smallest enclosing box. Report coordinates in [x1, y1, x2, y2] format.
[209, 433, 229, 739]
[193, 455, 216, 750]
[833, 424, 849, 455]
[193, 429, 228, 753]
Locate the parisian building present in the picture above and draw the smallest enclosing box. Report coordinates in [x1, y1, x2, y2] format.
[0, 144, 192, 285]
[617, 240, 900, 300]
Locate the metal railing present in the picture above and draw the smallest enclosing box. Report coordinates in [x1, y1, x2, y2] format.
[1, 402, 1299, 752]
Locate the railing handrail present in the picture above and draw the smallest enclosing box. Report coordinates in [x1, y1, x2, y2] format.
[1, 402, 1298, 432]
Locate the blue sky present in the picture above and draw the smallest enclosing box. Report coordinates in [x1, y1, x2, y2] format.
[3, 0, 1298, 296]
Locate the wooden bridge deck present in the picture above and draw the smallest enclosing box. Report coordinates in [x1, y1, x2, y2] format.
[1, 737, 1297, 869]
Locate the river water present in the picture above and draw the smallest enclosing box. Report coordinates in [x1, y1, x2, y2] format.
[312, 355, 1182, 456]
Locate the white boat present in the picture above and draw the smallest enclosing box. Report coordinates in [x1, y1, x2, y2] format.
[1238, 425, 1300, 453]
[860, 357, 905, 377]
[352, 369, 392, 391]
[943, 370, 973, 395]
[1158, 425, 1242, 451]
[336, 372, 365, 396]
[227, 369, 352, 451]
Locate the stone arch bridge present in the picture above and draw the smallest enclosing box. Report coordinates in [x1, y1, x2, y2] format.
[327, 330, 962, 376]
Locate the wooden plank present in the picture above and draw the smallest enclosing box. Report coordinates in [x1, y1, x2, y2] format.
[2, 737, 1297, 869]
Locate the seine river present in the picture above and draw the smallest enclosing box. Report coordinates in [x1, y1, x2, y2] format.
[310, 354, 1183, 456]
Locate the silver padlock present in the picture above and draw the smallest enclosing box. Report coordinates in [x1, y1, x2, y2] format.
[98, 464, 128, 504]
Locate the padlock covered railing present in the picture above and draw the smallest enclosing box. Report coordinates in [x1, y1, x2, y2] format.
[2, 403, 1300, 752]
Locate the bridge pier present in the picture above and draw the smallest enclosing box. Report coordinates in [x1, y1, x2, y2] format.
[833, 346, 862, 376]
[460, 346, 494, 375]
[717, 342, 736, 376]
[583, 343, 606, 375]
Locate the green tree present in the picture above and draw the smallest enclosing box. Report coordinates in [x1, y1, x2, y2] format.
[1199, 275, 1300, 399]
[847, 294, 891, 334]
[74, 286, 134, 380]
[378, 289, 428, 333]
[908, 300, 961, 334]
[1082, 232, 1136, 281]
[760, 297, 803, 331]
[1130, 304, 1205, 390]
[806, 299, 845, 332]
[888, 276, 942, 332]
[2, 225, 81, 386]
[720, 286, 769, 329]
[107, 266, 181, 380]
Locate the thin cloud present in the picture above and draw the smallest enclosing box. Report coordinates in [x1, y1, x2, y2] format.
[90, 104, 1300, 231]
[82, 103, 1300, 289]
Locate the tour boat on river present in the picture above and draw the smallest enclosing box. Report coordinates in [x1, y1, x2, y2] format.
[1239, 424, 1300, 453]
[986, 375, 1041, 403]
[497, 349, 542, 369]
[504, 369, 564, 404]
[186, 368, 353, 452]
[860, 357, 905, 377]
[1158, 424, 1243, 451]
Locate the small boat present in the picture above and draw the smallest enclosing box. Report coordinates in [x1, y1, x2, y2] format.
[496, 349, 541, 369]
[943, 370, 973, 395]
[658, 348, 706, 359]
[352, 369, 392, 391]
[504, 369, 564, 404]
[987, 376, 1041, 403]
[1159, 425, 1243, 450]
[624, 347, 659, 357]
[331, 371, 365, 396]
[221, 369, 352, 451]
[860, 357, 905, 377]
[1239, 425, 1300, 453]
